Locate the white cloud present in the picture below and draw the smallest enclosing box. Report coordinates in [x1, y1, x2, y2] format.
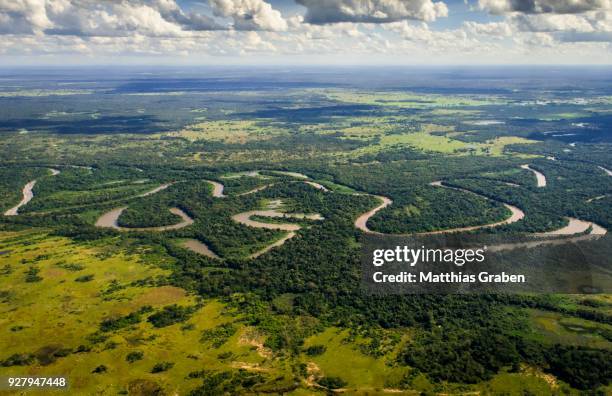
[0, 0, 287, 37]
[386, 21, 466, 44]
[210, 0, 288, 31]
[463, 21, 512, 36]
[479, 0, 611, 15]
[296, 0, 448, 24]
[0, 0, 610, 63]
[0, 0, 52, 33]
[511, 13, 595, 32]
[477, 1, 612, 43]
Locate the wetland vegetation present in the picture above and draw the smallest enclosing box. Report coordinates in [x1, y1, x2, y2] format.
[0, 67, 611, 394]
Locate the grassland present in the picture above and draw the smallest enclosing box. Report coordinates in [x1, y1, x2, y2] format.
[158, 120, 288, 143]
[0, 230, 293, 394]
[346, 123, 538, 157]
[1, 75, 611, 395]
[324, 90, 506, 108]
[2, 231, 598, 395]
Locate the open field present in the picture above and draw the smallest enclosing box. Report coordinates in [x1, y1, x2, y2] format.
[2, 232, 606, 395]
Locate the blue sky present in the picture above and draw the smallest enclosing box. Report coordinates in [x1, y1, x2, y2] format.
[0, 0, 611, 65]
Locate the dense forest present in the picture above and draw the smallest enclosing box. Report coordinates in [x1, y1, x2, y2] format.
[1, 71, 611, 394]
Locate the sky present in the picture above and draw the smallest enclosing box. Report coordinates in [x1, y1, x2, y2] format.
[0, 0, 611, 65]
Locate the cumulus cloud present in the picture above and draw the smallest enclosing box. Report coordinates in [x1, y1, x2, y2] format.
[478, 0, 611, 15]
[0, 0, 610, 63]
[0, 0, 288, 36]
[463, 20, 512, 36]
[0, 0, 52, 34]
[505, 10, 612, 42]
[477, 0, 612, 42]
[44, 1, 188, 37]
[296, 0, 448, 24]
[151, 0, 223, 31]
[210, 0, 288, 30]
[511, 13, 595, 32]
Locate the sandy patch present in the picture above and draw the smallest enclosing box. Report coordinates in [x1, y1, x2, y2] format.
[304, 181, 329, 192]
[598, 166, 612, 176]
[521, 164, 547, 187]
[4, 180, 36, 216]
[182, 239, 220, 259]
[95, 207, 193, 231]
[205, 180, 226, 197]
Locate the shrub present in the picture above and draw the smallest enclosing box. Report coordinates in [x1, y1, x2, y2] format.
[10, 325, 25, 332]
[25, 267, 42, 282]
[217, 351, 234, 360]
[57, 262, 85, 271]
[151, 361, 174, 373]
[305, 345, 326, 356]
[200, 323, 236, 348]
[75, 274, 94, 282]
[35, 345, 71, 365]
[318, 376, 347, 389]
[126, 351, 144, 363]
[86, 331, 108, 344]
[147, 305, 194, 328]
[1, 353, 35, 366]
[100, 311, 142, 332]
[75, 345, 91, 353]
[92, 365, 107, 374]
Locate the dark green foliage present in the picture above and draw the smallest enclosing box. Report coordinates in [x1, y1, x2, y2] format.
[2, 75, 611, 394]
[368, 185, 509, 234]
[35, 345, 72, 365]
[10, 325, 25, 332]
[1, 264, 13, 275]
[1, 353, 35, 366]
[75, 345, 91, 353]
[92, 365, 107, 374]
[100, 306, 152, 332]
[151, 361, 174, 373]
[0, 167, 49, 213]
[126, 351, 144, 363]
[227, 294, 322, 354]
[402, 328, 520, 383]
[56, 262, 85, 271]
[200, 323, 236, 348]
[318, 376, 348, 389]
[117, 196, 182, 228]
[25, 266, 42, 282]
[104, 341, 119, 350]
[217, 351, 234, 360]
[74, 274, 94, 282]
[543, 345, 611, 390]
[181, 323, 196, 331]
[188, 370, 266, 395]
[86, 331, 109, 344]
[100, 312, 141, 332]
[147, 304, 195, 328]
[580, 299, 606, 308]
[304, 345, 326, 356]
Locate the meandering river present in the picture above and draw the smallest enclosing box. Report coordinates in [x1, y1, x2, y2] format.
[354, 182, 525, 235]
[4, 168, 60, 216]
[353, 180, 605, 252]
[232, 204, 323, 258]
[182, 239, 220, 259]
[598, 166, 612, 177]
[10, 167, 607, 259]
[95, 207, 194, 231]
[206, 180, 226, 198]
[520, 164, 547, 187]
